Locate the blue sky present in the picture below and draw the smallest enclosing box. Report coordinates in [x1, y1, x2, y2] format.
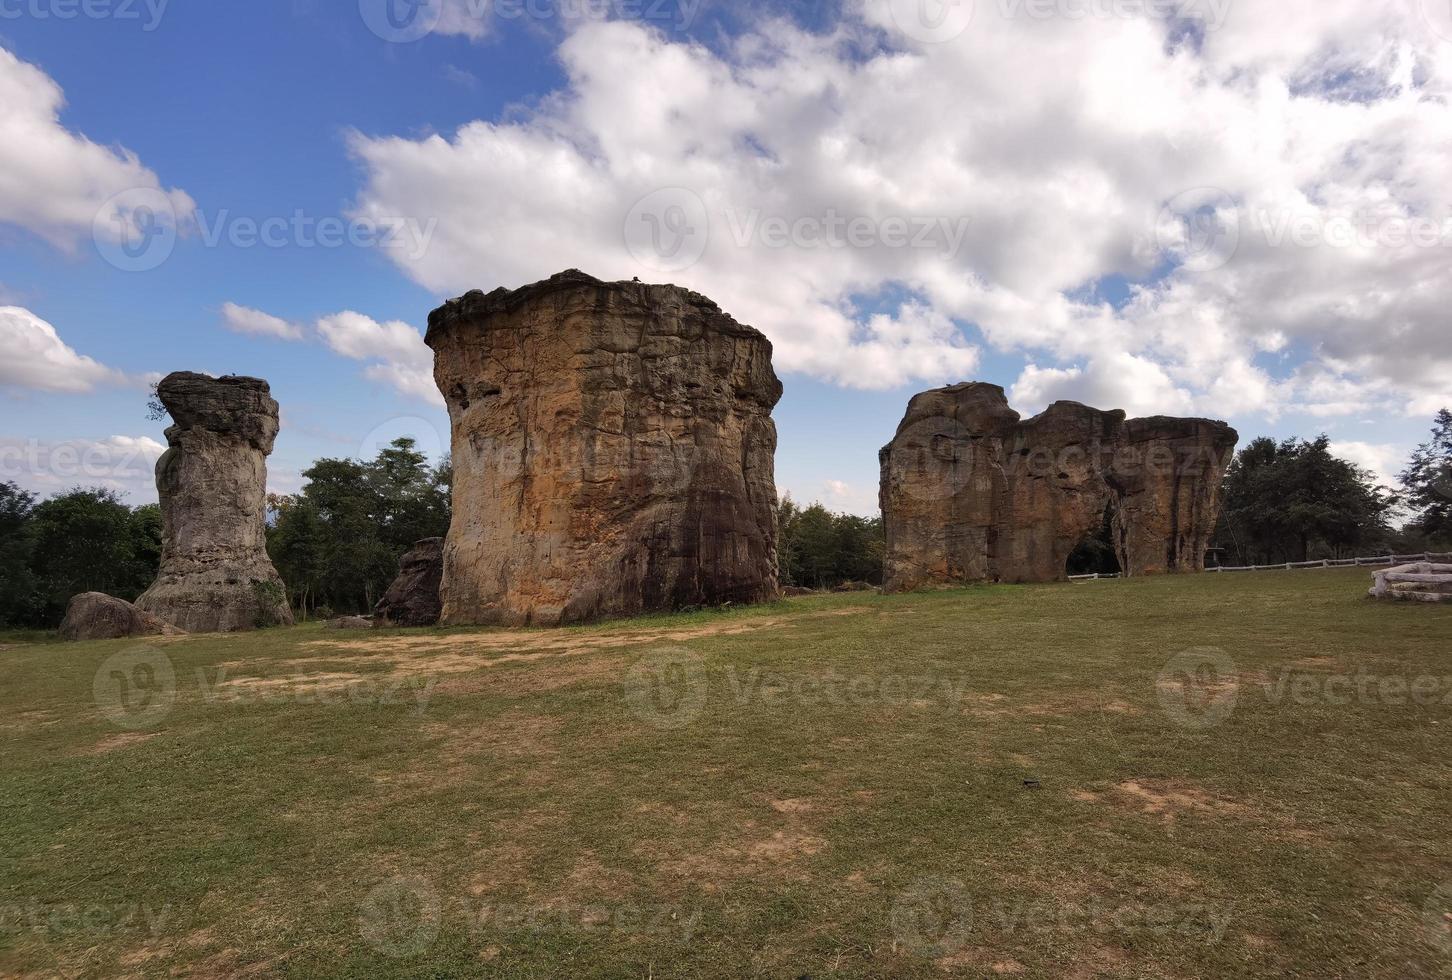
[2, 1, 1449, 513]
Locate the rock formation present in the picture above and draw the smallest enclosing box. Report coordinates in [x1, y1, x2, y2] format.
[427, 269, 782, 626]
[374, 537, 444, 627]
[1369, 562, 1452, 603]
[880, 383, 1237, 591]
[135, 372, 294, 632]
[59, 593, 184, 641]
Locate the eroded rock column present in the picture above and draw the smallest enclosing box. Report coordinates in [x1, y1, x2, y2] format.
[427, 270, 782, 626]
[135, 372, 293, 632]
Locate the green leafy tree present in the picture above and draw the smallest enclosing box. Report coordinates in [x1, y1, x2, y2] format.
[267, 438, 450, 616]
[0, 482, 39, 626]
[26, 488, 161, 624]
[776, 495, 884, 589]
[1217, 436, 1395, 564]
[1400, 409, 1452, 543]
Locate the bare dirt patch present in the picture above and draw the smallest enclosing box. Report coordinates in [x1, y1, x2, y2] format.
[296, 607, 871, 662]
[210, 609, 873, 701]
[745, 830, 826, 861]
[84, 732, 159, 755]
[1071, 779, 1249, 825]
[769, 798, 815, 814]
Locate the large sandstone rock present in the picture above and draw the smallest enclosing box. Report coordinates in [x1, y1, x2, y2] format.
[427, 269, 782, 626]
[374, 537, 444, 627]
[880, 383, 1237, 590]
[135, 372, 294, 633]
[59, 593, 183, 641]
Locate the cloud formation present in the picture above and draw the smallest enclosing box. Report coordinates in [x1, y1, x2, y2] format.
[0, 306, 124, 393]
[0, 46, 193, 251]
[315, 311, 442, 406]
[345, 3, 1452, 419]
[221, 303, 305, 341]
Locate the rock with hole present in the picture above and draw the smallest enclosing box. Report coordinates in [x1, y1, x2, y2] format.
[880, 382, 1237, 589]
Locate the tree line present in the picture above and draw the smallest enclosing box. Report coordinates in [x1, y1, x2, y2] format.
[1, 412, 1448, 629]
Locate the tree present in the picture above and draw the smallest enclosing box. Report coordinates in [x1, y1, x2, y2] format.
[1400, 409, 1452, 543]
[1217, 436, 1396, 565]
[25, 488, 161, 625]
[776, 495, 885, 589]
[0, 482, 39, 626]
[267, 438, 451, 616]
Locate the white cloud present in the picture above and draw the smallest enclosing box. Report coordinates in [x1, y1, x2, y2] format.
[821, 478, 878, 516]
[0, 45, 193, 250]
[1328, 440, 1406, 490]
[345, 7, 1452, 414]
[0, 306, 123, 393]
[221, 303, 304, 341]
[1010, 353, 1194, 419]
[315, 311, 442, 406]
[0, 434, 165, 502]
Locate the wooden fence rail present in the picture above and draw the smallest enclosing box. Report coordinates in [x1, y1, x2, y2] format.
[1068, 552, 1452, 582]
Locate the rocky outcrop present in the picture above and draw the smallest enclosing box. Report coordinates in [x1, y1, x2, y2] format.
[880, 383, 1237, 590]
[427, 270, 782, 626]
[374, 537, 443, 627]
[59, 593, 183, 641]
[135, 372, 294, 633]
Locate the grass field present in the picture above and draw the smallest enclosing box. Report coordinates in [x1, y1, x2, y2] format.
[2, 568, 1450, 979]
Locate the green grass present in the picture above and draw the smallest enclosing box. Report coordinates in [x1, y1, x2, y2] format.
[2, 569, 1450, 978]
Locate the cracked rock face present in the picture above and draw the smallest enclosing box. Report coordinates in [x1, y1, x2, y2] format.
[135, 372, 294, 632]
[880, 383, 1237, 590]
[374, 537, 444, 627]
[427, 269, 782, 626]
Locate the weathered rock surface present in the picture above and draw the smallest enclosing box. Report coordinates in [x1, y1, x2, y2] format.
[135, 372, 294, 633]
[880, 383, 1237, 590]
[59, 593, 184, 641]
[1369, 562, 1452, 602]
[374, 537, 444, 627]
[427, 269, 782, 626]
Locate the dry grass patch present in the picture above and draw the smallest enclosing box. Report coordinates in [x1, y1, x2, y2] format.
[82, 732, 159, 755]
[1071, 779, 1249, 824]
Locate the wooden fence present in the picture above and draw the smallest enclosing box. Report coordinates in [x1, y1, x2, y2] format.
[1068, 552, 1452, 582]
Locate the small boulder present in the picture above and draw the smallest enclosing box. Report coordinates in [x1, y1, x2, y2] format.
[374, 537, 444, 627]
[59, 593, 184, 642]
